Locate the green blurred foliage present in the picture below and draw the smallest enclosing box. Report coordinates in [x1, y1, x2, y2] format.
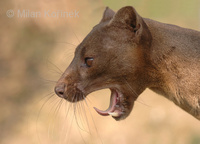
[102, 0, 200, 28]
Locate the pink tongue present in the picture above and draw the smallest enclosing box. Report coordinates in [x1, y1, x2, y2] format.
[93, 90, 117, 116]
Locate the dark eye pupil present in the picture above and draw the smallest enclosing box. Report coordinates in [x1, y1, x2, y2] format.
[85, 58, 93, 67]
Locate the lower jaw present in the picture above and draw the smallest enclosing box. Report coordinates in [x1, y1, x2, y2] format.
[112, 115, 124, 121]
[93, 88, 129, 120]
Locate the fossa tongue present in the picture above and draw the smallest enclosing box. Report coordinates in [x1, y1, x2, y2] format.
[94, 89, 121, 117]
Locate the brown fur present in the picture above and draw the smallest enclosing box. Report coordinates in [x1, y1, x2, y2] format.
[55, 6, 200, 120]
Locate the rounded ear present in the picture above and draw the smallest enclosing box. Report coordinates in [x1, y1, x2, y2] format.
[110, 6, 142, 35]
[100, 7, 115, 23]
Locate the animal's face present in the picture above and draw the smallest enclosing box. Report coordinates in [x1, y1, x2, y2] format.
[55, 6, 152, 120]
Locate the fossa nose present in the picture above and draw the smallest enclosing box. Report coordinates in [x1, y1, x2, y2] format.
[54, 83, 66, 98]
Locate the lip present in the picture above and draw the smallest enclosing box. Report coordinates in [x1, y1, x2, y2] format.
[93, 88, 125, 119]
[56, 82, 130, 120]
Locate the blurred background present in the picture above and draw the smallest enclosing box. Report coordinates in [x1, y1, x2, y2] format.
[1, 0, 200, 144]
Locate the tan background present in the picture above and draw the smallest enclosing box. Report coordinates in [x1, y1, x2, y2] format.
[1, 0, 200, 144]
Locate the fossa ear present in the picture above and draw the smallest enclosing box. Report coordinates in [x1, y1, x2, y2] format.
[100, 7, 115, 22]
[110, 6, 143, 36]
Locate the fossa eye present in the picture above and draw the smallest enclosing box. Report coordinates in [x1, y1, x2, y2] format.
[85, 57, 94, 67]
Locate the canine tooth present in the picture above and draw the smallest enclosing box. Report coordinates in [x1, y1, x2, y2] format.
[108, 112, 120, 117]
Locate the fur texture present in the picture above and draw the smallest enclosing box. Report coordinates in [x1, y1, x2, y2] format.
[55, 6, 200, 120]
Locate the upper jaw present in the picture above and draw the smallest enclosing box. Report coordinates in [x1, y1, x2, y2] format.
[73, 83, 135, 121]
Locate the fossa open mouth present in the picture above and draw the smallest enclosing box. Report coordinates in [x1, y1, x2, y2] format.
[94, 89, 126, 120]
